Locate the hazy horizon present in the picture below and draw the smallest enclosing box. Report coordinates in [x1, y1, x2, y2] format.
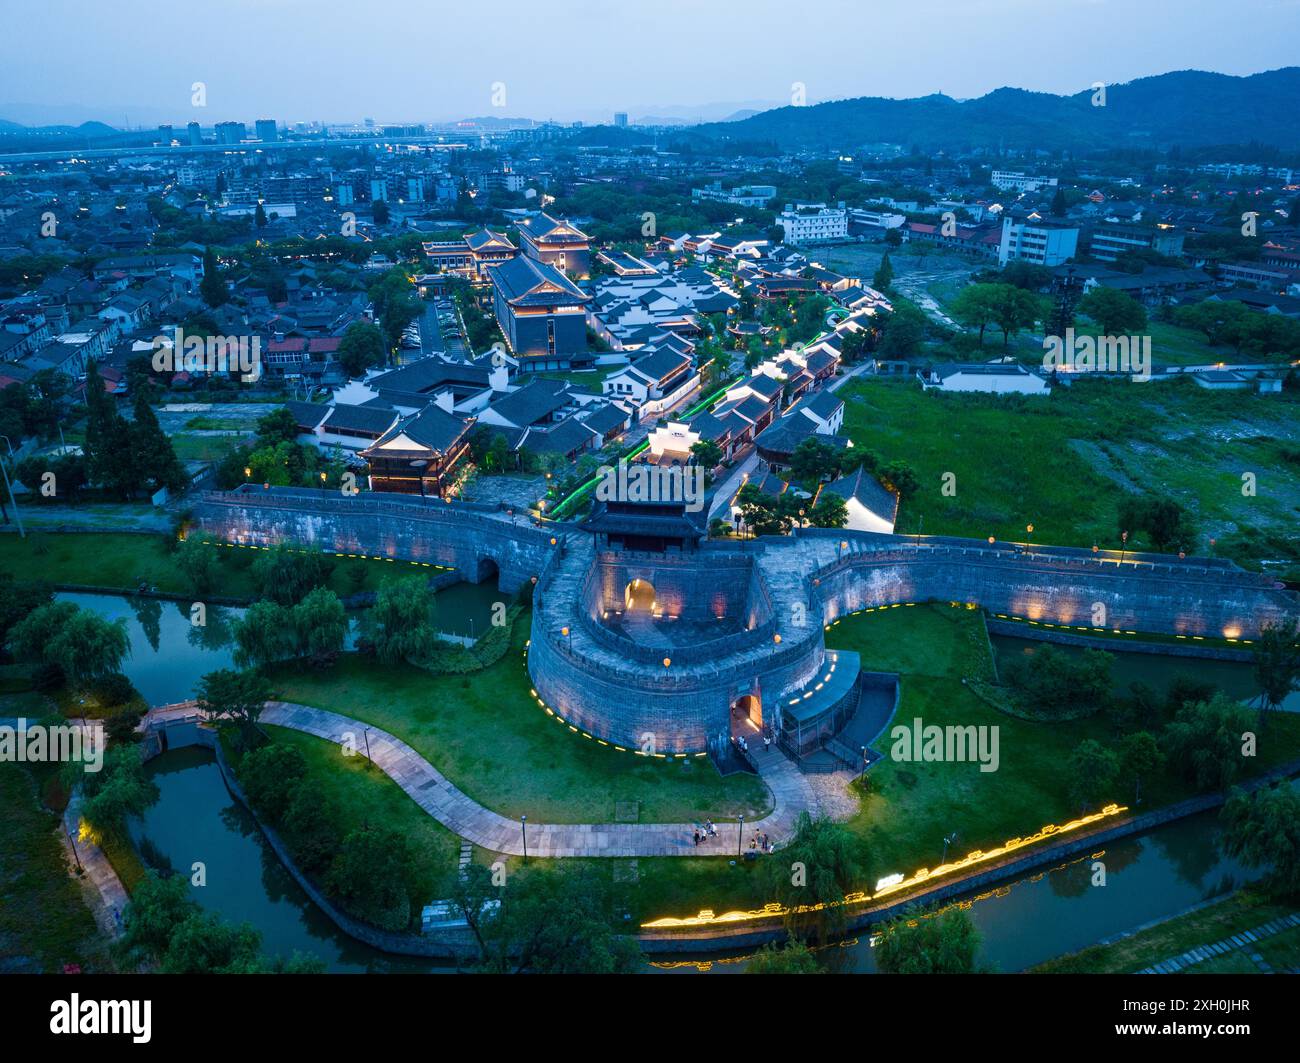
[3, 0, 1299, 128]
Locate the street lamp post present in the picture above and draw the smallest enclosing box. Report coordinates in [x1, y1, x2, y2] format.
[942, 831, 958, 865]
[860, 746, 869, 781]
[0, 436, 25, 538]
[363, 728, 372, 764]
[737, 813, 744, 856]
[68, 828, 83, 873]
[521, 814, 528, 862]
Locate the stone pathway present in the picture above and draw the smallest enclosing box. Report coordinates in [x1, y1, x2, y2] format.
[149, 702, 823, 858]
[1136, 912, 1300, 974]
[63, 791, 129, 941]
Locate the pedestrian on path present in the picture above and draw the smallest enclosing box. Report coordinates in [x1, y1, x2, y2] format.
[693, 829, 701, 847]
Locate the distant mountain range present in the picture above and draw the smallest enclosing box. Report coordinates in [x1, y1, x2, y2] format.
[680, 68, 1300, 152]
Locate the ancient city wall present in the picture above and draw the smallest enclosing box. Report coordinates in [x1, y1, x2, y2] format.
[190, 487, 558, 593]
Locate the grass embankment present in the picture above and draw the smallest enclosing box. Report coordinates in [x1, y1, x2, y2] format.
[259, 725, 460, 907]
[1033, 888, 1298, 973]
[269, 616, 772, 825]
[839, 376, 1300, 574]
[0, 762, 107, 972]
[0, 532, 432, 601]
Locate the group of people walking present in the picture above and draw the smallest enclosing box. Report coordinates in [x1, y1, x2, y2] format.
[692, 819, 718, 846]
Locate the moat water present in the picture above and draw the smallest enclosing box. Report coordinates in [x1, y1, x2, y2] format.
[76, 591, 1276, 973]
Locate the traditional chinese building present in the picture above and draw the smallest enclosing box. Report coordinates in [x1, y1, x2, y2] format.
[516, 212, 591, 279]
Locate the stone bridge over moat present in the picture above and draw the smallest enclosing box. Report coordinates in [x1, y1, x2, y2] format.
[191, 487, 1297, 753]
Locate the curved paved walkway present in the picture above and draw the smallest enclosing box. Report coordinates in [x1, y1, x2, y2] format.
[145, 702, 821, 858]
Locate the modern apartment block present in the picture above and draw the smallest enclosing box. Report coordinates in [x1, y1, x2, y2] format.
[777, 202, 849, 245]
[998, 213, 1079, 267]
[991, 170, 1058, 193]
[1087, 221, 1186, 263]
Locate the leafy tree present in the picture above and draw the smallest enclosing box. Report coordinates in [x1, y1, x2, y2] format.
[368, 577, 438, 664]
[807, 491, 849, 529]
[292, 586, 347, 665]
[1078, 286, 1147, 335]
[764, 813, 861, 943]
[951, 283, 1000, 344]
[1252, 617, 1300, 716]
[281, 777, 344, 874]
[234, 599, 297, 668]
[872, 252, 894, 291]
[254, 406, 300, 447]
[746, 940, 822, 974]
[788, 437, 843, 489]
[116, 872, 199, 967]
[1220, 783, 1300, 894]
[75, 745, 160, 838]
[450, 863, 640, 974]
[0, 574, 52, 644]
[1164, 693, 1257, 792]
[337, 321, 387, 379]
[1118, 730, 1164, 804]
[175, 534, 222, 595]
[130, 392, 188, 495]
[254, 202, 267, 228]
[877, 301, 926, 358]
[327, 827, 415, 931]
[9, 601, 130, 683]
[251, 544, 334, 605]
[988, 283, 1043, 347]
[161, 912, 263, 974]
[1117, 494, 1197, 553]
[1003, 645, 1113, 720]
[689, 439, 724, 469]
[1067, 738, 1121, 809]
[199, 247, 228, 308]
[196, 668, 273, 751]
[878, 460, 919, 500]
[238, 742, 309, 825]
[875, 906, 982, 974]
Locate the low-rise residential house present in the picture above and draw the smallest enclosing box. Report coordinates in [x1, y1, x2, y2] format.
[602, 346, 697, 420]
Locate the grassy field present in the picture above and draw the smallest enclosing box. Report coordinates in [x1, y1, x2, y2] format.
[0, 532, 434, 600]
[0, 762, 107, 972]
[839, 375, 1300, 568]
[1033, 888, 1296, 973]
[268, 617, 772, 825]
[260, 725, 460, 905]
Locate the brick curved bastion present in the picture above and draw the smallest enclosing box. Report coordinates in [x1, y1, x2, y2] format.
[190, 488, 1298, 756]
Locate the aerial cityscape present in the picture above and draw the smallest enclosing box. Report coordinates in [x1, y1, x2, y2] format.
[1, 0, 1299, 1028]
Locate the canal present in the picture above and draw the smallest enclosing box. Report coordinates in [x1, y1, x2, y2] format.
[72, 590, 1279, 973]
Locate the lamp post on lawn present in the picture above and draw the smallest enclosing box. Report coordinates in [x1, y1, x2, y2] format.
[942, 831, 958, 865]
[68, 828, 83, 873]
[363, 728, 372, 764]
[521, 814, 528, 863]
[737, 813, 744, 856]
[861, 746, 869, 781]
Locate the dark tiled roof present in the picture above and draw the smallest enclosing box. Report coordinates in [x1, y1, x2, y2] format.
[322, 402, 399, 436]
[365, 404, 471, 455]
[488, 256, 589, 307]
[821, 466, 899, 523]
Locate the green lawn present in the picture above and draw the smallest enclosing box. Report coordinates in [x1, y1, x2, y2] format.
[829, 604, 1300, 887]
[0, 532, 434, 601]
[1033, 888, 1295, 973]
[268, 617, 772, 825]
[0, 762, 108, 972]
[839, 376, 1300, 571]
[261, 725, 460, 905]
